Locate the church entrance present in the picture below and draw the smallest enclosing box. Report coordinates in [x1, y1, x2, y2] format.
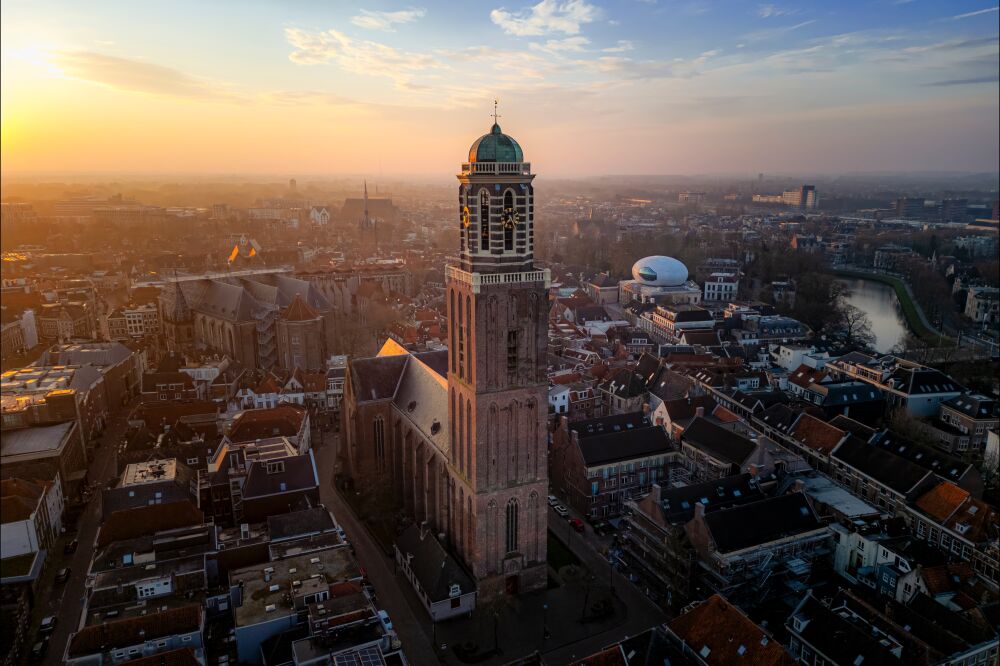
[505, 575, 519, 596]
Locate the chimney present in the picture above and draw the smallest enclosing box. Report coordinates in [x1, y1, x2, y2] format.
[791, 479, 805, 493]
[695, 406, 704, 418]
[651, 483, 662, 505]
[748, 463, 760, 477]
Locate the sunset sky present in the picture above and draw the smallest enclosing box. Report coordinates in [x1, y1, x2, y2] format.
[2, 0, 998, 176]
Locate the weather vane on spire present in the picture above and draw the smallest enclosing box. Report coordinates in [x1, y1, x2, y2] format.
[492, 99, 501, 125]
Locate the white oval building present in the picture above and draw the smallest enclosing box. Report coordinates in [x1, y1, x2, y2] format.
[631, 256, 689, 286]
[620, 255, 701, 306]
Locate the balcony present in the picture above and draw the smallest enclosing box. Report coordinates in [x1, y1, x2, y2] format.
[460, 162, 531, 176]
[446, 265, 550, 293]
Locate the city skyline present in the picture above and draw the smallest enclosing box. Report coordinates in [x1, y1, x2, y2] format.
[2, 0, 998, 177]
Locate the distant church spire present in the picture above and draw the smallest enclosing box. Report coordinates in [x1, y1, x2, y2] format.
[363, 179, 369, 226]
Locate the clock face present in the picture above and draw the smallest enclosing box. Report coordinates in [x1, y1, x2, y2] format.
[502, 207, 520, 229]
[461, 206, 471, 228]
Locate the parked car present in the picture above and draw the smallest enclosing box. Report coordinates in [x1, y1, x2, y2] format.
[592, 521, 615, 536]
[553, 505, 569, 518]
[569, 518, 585, 533]
[39, 616, 57, 634]
[64, 539, 79, 555]
[547, 495, 558, 506]
[29, 640, 48, 662]
[55, 567, 71, 584]
[377, 609, 393, 632]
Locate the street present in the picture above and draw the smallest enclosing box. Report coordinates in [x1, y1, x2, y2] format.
[313, 428, 665, 666]
[313, 430, 441, 666]
[36, 405, 128, 666]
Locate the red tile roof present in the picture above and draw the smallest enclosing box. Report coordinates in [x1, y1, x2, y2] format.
[229, 404, 306, 441]
[790, 413, 846, 454]
[668, 594, 795, 666]
[914, 481, 970, 523]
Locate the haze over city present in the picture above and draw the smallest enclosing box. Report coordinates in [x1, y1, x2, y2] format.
[2, 3, 999, 666]
[2, 0, 999, 176]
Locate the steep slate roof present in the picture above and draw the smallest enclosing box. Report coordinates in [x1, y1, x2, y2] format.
[282, 293, 320, 321]
[888, 366, 963, 395]
[393, 355, 449, 453]
[703, 492, 823, 553]
[668, 594, 795, 666]
[395, 524, 475, 602]
[662, 396, 718, 424]
[828, 414, 877, 439]
[350, 355, 410, 402]
[242, 453, 318, 499]
[873, 433, 971, 483]
[942, 393, 997, 419]
[808, 381, 882, 406]
[570, 412, 651, 439]
[647, 473, 765, 526]
[757, 403, 801, 434]
[95, 500, 203, 550]
[832, 436, 931, 494]
[789, 593, 899, 666]
[681, 416, 756, 466]
[577, 425, 671, 467]
[68, 605, 202, 656]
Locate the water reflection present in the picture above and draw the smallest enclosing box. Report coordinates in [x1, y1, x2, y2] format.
[837, 278, 908, 354]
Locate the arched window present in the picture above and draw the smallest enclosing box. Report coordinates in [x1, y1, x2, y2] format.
[466, 398, 472, 478]
[457, 296, 464, 379]
[505, 497, 519, 553]
[479, 189, 490, 252]
[449, 290, 456, 372]
[503, 189, 514, 251]
[465, 295, 472, 380]
[373, 416, 386, 471]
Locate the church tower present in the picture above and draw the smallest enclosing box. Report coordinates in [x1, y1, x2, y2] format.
[447, 110, 549, 596]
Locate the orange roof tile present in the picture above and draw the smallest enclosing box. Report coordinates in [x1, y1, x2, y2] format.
[790, 413, 846, 453]
[668, 594, 795, 666]
[915, 481, 970, 523]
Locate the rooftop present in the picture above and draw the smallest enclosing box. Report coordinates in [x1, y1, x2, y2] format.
[121, 458, 177, 486]
[0, 421, 76, 460]
[231, 546, 361, 627]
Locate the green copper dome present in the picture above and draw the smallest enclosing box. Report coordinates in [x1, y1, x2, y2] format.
[468, 123, 524, 163]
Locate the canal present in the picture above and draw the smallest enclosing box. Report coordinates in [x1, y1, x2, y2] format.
[836, 278, 909, 354]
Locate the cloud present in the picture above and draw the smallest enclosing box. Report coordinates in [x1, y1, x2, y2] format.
[50, 50, 240, 100]
[924, 75, 998, 85]
[603, 40, 634, 53]
[530, 36, 590, 54]
[490, 0, 600, 36]
[757, 4, 799, 18]
[952, 6, 999, 19]
[285, 27, 442, 87]
[350, 8, 426, 31]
